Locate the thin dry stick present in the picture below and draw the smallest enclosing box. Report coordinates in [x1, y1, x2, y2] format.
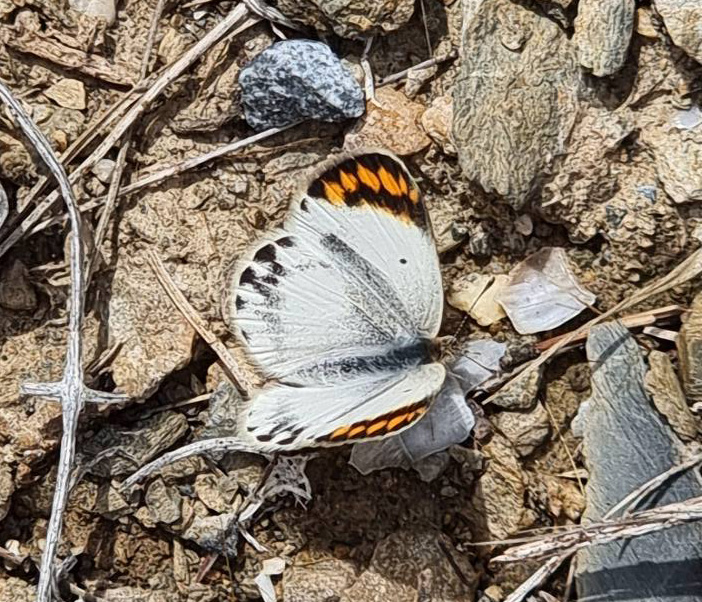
[0, 82, 128, 602]
[123, 437, 277, 489]
[145, 249, 253, 395]
[377, 50, 458, 86]
[605, 452, 702, 518]
[243, 0, 302, 30]
[87, 0, 166, 282]
[29, 124, 296, 236]
[0, 4, 256, 262]
[503, 555, 570, 602]
[483, 249, 702, 408]
[534, 305, 685, 352]
[418, 0, 432, 56]
[494, 495, 702, 563]
[500, 453, 702, 602]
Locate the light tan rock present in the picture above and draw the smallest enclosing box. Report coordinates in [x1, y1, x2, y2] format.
[44, 78, 87, 110]
[345, 87, 431, 156]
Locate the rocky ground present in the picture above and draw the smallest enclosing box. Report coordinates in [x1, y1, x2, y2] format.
[1, 0, 702, 601]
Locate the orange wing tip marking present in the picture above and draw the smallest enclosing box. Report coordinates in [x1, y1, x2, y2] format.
[356, 163, 382, 193]
[408, 187, 420, 204]
[377, 166, 402, 197]
[338, 170, 359, 192]
[323, 180, 346, 204]
[397, 174, 409, 195]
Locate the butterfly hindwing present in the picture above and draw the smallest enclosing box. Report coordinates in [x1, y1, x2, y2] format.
[244, 363, 446, 449]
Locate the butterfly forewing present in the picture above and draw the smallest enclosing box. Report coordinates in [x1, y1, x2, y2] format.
[226, 151, 445, 448]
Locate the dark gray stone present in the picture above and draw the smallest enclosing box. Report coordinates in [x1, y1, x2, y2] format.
[573, 322, 702, 601]
[239, 40, 364, 130]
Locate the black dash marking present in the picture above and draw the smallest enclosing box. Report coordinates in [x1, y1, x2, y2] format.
[240, 329, 250, 342]
[400, 258, 407, 264]
[300, 199, 309, 212]
[276, 435, 297, 446]
[235, 296, 246, 310]
[277, 236, 294, 248]
[256, 433, 273, 442]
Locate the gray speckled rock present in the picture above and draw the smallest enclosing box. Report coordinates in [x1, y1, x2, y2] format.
[453, 0, 581, 208]
[573, 0, 635, 76]
[573, 322, 702, 601]
[239, 40, 364, 130]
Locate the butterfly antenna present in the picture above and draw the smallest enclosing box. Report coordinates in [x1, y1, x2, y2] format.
[443, 314, 470, 360]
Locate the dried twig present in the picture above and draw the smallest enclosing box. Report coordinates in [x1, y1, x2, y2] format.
[377, 51, 458, 86]
[0, 82, 128, 602]
[503, 555, 570, 602]
[499, 452, 702, 602]
[484, 250, 702, 407]
[123, 437, 274, 489]
[605, 452, 702, 518]
[494, 495, 702, 563]
[0, 4, 257, 262]
[145, 249, 253, 395]
[243, 0, 303, 31]
[87, 0, 167, 283]
[534, 305, 685, 352]
[29, 124, 297, 236]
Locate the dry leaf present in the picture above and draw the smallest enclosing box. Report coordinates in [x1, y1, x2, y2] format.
[497, 247, 596, 335]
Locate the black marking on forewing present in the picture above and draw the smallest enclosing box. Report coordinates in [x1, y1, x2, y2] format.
[320, 232, 412, 327]
[307, 153, 428, 228]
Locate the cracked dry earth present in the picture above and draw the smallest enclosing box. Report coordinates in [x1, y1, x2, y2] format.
[1, 0, 702, 601]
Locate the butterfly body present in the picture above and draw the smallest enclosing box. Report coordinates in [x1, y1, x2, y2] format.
[225, 151, 445, 449]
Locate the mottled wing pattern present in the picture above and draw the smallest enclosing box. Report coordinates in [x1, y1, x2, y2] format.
[225, 151, 445, 448]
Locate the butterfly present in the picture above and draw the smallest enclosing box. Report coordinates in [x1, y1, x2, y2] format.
[223, 150, 445, 450]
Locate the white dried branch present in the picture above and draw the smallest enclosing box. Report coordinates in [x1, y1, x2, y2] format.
[123, 437, 276, 489]
[0, 82, 123, 602]
[498, 440, 702, 601]
[0, 4, 256, 262]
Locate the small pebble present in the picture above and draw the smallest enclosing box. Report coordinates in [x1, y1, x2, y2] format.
[240, 40, 364, 130]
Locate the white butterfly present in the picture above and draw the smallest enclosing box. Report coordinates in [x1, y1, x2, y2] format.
[223, 151, 445, 449]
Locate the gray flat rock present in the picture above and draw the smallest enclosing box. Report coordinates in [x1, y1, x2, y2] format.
[574, 322, 702, 601]
[453, 0, 581, 208]
[573, 0, 635, 76]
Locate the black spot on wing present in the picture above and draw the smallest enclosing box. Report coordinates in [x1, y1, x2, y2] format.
[235, 296, 246, 310]
[277, 236, 294, 248]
